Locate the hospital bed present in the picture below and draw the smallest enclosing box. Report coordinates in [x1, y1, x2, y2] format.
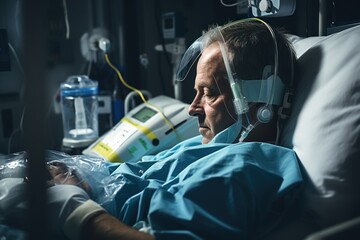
[268, 24, 360, 239]
[1, 22, 360, 240]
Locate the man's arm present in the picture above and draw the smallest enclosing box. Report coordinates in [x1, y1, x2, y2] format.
[81, 212, 155, 240]
[47, 185, 155, 240]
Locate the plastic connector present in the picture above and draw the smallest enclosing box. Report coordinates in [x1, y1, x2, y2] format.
[98, 38, 111, 53]
[239, 124, 254, 142]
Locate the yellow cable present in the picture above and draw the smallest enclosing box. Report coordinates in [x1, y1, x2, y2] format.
[104, 54, 181, 140]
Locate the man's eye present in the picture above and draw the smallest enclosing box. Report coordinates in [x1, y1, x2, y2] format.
[204, 93, 217, 102]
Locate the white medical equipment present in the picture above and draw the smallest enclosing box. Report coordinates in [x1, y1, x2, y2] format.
[83, 95, 198, 163]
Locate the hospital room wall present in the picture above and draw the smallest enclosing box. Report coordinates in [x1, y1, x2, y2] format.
[82, 0, 360, 111]
[124, 0, 297, 105]
[112, 0, 307, 105]
[124, 0, 242, 104]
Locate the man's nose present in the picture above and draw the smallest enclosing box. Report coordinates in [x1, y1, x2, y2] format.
[188, 95, 204, 116]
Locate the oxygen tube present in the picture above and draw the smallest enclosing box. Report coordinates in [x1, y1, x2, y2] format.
[218, 18, 280, 142]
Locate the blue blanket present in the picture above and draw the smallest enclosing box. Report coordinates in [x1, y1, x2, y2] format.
[98, 137, 303, 239]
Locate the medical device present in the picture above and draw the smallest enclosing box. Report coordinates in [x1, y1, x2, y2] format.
[161, 12, 185, 40]
[250, 0, 296, 17]
[83, 95, 198, 163]
[60, 75, 99, 151]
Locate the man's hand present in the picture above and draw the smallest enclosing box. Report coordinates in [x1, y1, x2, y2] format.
[46, 161, 92, 194]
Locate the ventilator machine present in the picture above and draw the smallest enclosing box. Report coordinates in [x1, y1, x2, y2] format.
[83, 95, 198, 162]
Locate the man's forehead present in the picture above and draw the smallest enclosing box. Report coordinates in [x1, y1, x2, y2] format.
[198, 45, 226, 75]
[201, 42, 222, 62]
[194, 71, 229, 93]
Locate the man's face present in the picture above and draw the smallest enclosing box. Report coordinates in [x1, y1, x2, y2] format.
[188, 43, 237, 144]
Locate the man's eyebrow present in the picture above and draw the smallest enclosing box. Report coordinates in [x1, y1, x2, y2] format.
[207, 84, 219, 92]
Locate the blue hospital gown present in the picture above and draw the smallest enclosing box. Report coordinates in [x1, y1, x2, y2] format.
[96, 136, 303, 240]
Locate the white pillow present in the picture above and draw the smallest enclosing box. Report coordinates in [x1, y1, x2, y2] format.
[281, 25, 360, 227]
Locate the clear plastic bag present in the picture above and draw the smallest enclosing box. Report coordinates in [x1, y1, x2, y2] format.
[0, 150, 148, 224]
[0, 151, 29, 179]
[0, 150, 112, 236]
[0, 150, 110, 201]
